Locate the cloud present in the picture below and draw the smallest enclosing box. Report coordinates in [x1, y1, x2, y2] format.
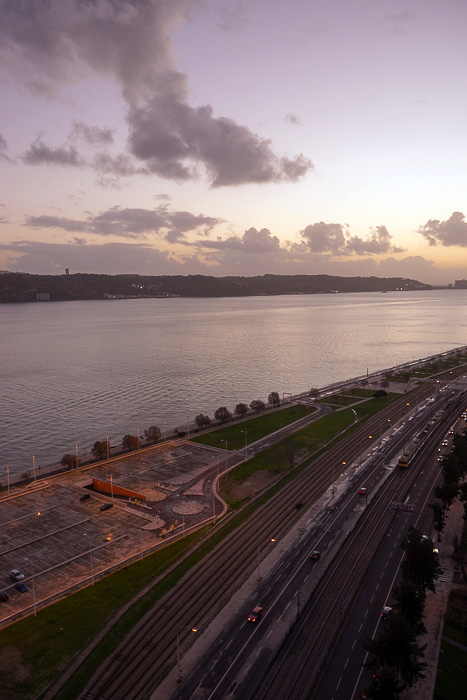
[0, 0, 312, 187]
[300, 221, 405, 256]
[0, 132, 14, 163]
[25, 215, 89, 233]
[300, 222, 348, 254]
[70, 121, 114, 146]
[23, 137, 84, 166]
[346, 225, 405, 255]
[23, 204, 223, 240]
[128, 98, 313, 187]
[418, 212, 467, 247]
[0, 239, 193, 275]
[195, 227, 282, 253]
[285, 113, 302, 125]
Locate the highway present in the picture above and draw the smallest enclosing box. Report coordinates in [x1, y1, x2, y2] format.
[170, 383, 466, 700]
[75, 372, 449, 700]
[70, 370, 462, 700]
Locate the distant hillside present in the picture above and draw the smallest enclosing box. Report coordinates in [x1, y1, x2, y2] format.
[0, 272, 432, 303]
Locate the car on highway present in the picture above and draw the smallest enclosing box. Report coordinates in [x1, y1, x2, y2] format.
[358, 487, 367, 495]
[309, 550, 321, 560]
[15, 582, 29, 593]
[100, 502, 113, 511]
[248, 605, 263, 622]
[0, 591, 9, 602]
[441, 439, 449, 446]
[381, 606, 392, 620]
[10, 569, 24, 582]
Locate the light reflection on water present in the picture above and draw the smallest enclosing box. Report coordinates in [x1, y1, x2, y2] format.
[2, 290, 466, 474]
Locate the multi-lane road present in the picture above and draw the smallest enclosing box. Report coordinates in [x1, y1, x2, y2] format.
[73, 369, 467, 700]
[170, 383, 465, 700]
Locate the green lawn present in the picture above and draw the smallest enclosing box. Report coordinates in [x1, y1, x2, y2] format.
[0, 391, 409, 699]
[434, 638, 467, 700]
[190, 403, 317, 450]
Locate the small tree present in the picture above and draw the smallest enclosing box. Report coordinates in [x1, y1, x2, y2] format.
[250, 399, 265, 413]
[91, 440, 107, 461]
[234, 402, 249, 419]
[373, 389, 387, 398]
[400, 527, 443, 593]
[145, 425, 161, 443]
[268, 391, 281, 407]
[364, 665, 405, 700]
[195, 413, 211, 429]
[214, 406, 232, 424]
[284, 440, 301, 468]
[309, 387, 320, 400]
[392, 579, 426, 636]
[364, 613, 426, 688]
[61, 453, 80, 469]
[122, 434, 139, 451]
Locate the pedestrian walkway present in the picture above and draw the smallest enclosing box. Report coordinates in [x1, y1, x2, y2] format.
[442, 635, 467, 652]
[437, 568, 455, 583]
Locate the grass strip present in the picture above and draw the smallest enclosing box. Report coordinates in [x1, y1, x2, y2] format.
[0, 392, 405, 700]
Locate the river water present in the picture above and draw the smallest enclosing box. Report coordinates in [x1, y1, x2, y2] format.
[2, 290, 467, 477]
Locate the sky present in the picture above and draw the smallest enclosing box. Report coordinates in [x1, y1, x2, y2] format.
[0, 0, 466, 285]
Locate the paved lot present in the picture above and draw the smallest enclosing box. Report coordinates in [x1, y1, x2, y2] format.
[0, 441, 224, 626]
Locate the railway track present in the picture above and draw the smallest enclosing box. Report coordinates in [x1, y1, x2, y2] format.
[76, 375, 456, 700]
[252, 394, 466, 700]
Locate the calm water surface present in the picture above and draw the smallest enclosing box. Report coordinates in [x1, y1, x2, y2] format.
[2, 290, 467, 476]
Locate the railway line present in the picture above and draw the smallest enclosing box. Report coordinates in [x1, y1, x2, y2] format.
[252, 393, 465, 700]
[77, 373, 460, 700]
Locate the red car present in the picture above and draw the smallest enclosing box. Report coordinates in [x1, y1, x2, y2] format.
[248, 606, 263, 622]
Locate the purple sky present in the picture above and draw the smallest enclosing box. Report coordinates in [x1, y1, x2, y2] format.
[0, 0, 466, 284]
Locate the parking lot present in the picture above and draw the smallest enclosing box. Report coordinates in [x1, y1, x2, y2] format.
[0, 440, 225, 626]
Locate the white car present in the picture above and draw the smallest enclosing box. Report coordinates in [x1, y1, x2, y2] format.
[10, 569, 24, 582]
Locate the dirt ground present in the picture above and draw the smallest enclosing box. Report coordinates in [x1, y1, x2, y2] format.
[223, 469, 278, 502]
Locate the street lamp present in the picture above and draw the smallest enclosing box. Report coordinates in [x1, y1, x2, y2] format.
[24, 557, 36, 615]
[177, 627, 197, 683]
[241, 430, 248, 458]
[207, 479, 216, 523]
[106, 435, 110, 460]
[220, 439, 228, 469]
[32, 454, 36, 481]
[6, 465, 10, 496]
[84, 533, 94, 585]
[75, 442, 79, 469]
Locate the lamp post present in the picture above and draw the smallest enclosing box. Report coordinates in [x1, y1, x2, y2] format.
[84, 533, 94, 585]
[75, 442, 79, 469]
[6, 465, 10, 496]
[241, 430, 248, 458]
[24, 557, 36, 615]
[107, 474, 114, 499]
[137, 427, 140, 450]
[106, 435, 110, 460]
[207, 479, 216, 523]
[177, 627, 197, 683]
[221, 439, 228, 469]
[32, 454, 36, 481]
